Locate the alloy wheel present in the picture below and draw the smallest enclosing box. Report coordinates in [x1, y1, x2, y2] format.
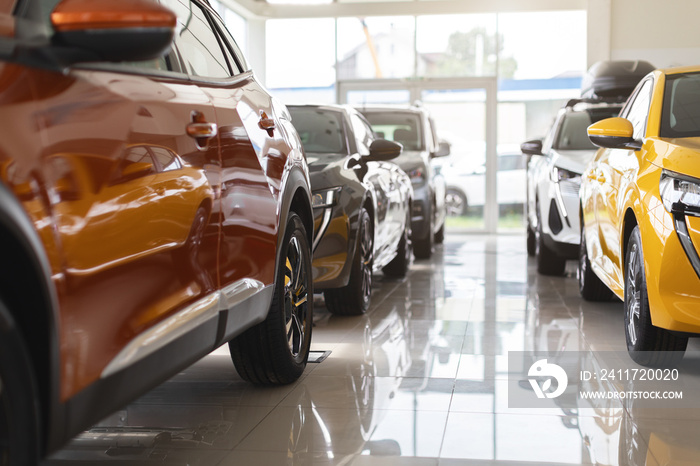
[360, 213, 374, 306]
[284, 236, 309, 359]
[625, 243, 641, 346]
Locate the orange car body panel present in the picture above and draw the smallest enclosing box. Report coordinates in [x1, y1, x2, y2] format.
[51, 0, 176, 32]
[0, 60, 289, 400]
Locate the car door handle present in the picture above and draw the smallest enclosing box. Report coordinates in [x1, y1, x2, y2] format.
[186, 122, 218, 139]
[259, 111, 275, 135]
[187, 111, 218, 142]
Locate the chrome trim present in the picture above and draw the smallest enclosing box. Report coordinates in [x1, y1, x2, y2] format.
[674, 214, 700, 281]
[313, 207, 333, 252]
[554, 182, 571, 228]
[102, 278, 265, 378]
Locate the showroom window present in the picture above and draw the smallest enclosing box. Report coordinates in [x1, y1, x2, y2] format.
[265, 18, 336, 90]
[498, 10, 587, 80]
[337, 16, 416, 80]
[416, 14, 499, 78]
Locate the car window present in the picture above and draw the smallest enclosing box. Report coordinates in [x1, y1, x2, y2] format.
[288, 107, 347, 155]
[112, 146, 156, 183]
[163, 0, 231, 78]
[661, 72, 700, 138]
[541, 112, 562, 154]
[622, 78, 653, 140]
[209, 11, 249, 73]
[150, 147, 182, 172]
[555, 112, 597, 150]
[363, 112, 424, 151]
[350, 113, 374, 156]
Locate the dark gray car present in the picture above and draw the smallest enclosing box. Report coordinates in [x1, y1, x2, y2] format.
[358, 105, 449, 259]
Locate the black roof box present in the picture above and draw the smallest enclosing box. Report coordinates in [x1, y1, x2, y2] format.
[581, 60, 655, 99]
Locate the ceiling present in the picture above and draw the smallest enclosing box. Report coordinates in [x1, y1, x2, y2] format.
[225, 0, 587, 19]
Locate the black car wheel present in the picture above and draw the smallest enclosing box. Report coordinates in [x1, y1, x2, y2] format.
[578, 225, 612, 301]
[230, 212, 313, 384]
[413, 216, 433, 260]
[445, 189, 467, 216]
[325, 208, 374, 315]
[383, 209, 412, 278]
[624, 226, 687, 367]
[526, 222, 536, 257]
[0, 303, 40, 466]
[535, 199, 566, 276]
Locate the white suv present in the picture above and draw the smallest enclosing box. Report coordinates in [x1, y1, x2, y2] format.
[523, 99, 622, 275]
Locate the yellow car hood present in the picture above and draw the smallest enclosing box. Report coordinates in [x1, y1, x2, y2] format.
[648, 137, 700, 179]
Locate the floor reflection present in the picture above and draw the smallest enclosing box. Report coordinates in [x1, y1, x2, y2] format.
[44, 233, 700, 465]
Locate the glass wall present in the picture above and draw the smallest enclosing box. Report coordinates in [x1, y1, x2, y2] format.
[264, 11, 587, 230]
[265, 18, 336, 103]
[416, 14, 499, 78]
[337, 16, 416, 80]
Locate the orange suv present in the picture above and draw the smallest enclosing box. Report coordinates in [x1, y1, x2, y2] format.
[0, 0, 314, 463]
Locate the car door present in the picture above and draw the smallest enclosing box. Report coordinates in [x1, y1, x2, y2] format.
[33, 28, 221, 399]
[162, 0, 282, 335]
[596, 78, 653, 287]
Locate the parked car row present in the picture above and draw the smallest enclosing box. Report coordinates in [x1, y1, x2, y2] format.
[0, 1, 452, 463]
[525, 60, 700, 368]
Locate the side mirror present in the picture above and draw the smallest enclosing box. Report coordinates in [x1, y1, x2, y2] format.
[433, 140, 451, 158]
[520, 139, 543, 156]
[587, 117, 641, 150]
[366, 139, 402, 162]
[51, 0, 176, 63]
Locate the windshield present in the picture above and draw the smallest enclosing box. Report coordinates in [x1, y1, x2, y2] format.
[362, 111, 424, 151]
[554, 107, 621, 150]
[661, 72, 700, 138]
[288, 107, 348, 155]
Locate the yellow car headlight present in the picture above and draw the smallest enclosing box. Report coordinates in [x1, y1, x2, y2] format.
[660, 171, 700, 215]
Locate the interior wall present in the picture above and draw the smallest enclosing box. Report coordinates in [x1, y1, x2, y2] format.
[608, 0, 700, 68]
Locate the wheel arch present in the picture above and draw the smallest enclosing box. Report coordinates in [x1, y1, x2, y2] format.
[278, 166, 313, 255]
[0, 182, 60, 455]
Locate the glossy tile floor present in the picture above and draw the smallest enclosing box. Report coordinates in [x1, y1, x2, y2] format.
[45, 233, 700, 465]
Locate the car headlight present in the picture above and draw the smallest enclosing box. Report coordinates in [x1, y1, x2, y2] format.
[312, 187, 341, 209]
[550, 166, 581, 183]
[660, 171, 700, 215]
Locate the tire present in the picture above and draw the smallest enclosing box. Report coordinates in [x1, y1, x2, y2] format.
[324, 208, 373, 316]
[434, 222, 445, 244]
[413, 210, 433, 261]
[0, 303, 40, 466]
[578, 226, 613, 301]
[445, 188, 467, 216]
[229, 212, 313, 384]
[526, 223, 536, 257]
[383, 210, 412, 278]
[624, 226, 687, 367]
[535, 200, 566, 276]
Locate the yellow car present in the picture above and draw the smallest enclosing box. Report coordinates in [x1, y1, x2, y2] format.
[579, 65, 700, 366]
